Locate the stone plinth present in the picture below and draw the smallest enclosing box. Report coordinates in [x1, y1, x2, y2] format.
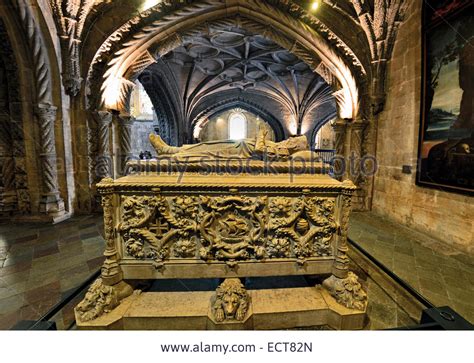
[76, 286, 366, 330]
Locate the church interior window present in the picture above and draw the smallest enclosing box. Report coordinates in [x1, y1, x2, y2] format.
[228, 112, 247, 140]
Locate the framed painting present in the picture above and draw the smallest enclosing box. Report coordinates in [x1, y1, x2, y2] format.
[417, 0, 474, 195]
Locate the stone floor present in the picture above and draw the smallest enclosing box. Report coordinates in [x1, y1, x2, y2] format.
[0, 211, 472, 329]
[0, 215, 105, 330]
[349, 212, 474, 324]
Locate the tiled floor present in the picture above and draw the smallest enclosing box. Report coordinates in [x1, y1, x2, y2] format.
[0, 215, 105, 329]
[349, 212, 474, 324]
[0, 211, 472, 330]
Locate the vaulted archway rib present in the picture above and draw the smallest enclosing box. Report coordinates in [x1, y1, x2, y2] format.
[89, 0, 362, 120]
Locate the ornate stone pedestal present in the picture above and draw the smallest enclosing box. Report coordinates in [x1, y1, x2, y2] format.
[75, 155, 368, 329]
[76, 279, 367, 330]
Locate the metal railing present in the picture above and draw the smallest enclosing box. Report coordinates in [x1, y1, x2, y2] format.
[348, 237, 473, 330]
[313, 149, 336, 165]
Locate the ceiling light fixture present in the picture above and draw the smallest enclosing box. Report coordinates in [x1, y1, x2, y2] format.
[310, 1, 320, 12]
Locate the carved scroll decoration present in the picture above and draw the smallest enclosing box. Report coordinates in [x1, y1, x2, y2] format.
[118, 195, 200, 269]
[118, 194, 337, 268]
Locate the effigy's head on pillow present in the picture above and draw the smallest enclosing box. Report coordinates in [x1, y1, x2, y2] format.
[277, 135, 309, 154]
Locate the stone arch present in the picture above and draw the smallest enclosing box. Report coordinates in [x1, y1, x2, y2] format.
[191, 96, 287, 142]
[0, 1, 66, 220]
[309, 113, 338, 149]
[83, 0, 383, 211]
[138, 65, 182, 145]
[86, 0, 364, 121]
[0, 18, 29, 214]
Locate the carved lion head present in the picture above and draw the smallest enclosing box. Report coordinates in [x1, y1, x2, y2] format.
[213, 279, 250, 323]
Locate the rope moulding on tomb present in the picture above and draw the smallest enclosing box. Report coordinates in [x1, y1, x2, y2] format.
[95, 181, 358, 192]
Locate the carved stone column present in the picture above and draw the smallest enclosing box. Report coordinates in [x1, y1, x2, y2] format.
[93, 111, 113, 180]
[349, 119, 367, 185]
[0, 111, 17, 212]
[35, 103, 65, 215]
[332, 119, 349, 180]
[322, 182, 367, 311]
[99, 178, 123, 286]
[349, 119, 369, 211]
[117, 114, 135, 175]
[332, 185, 354, 279]
[75, 177, 133, 323]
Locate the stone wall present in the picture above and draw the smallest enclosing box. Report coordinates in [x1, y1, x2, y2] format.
[373, 0, 474, 255]
[132, 121, 156, 157]
[314, 122, 335, 149]
[200, 110, 275, 142]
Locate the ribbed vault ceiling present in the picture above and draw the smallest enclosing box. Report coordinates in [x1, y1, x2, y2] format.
[139, 25, 337, 143]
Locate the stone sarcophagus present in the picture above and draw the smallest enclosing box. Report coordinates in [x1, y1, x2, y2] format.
[99, 171, 355, 280]
[76, 131, 367, 328]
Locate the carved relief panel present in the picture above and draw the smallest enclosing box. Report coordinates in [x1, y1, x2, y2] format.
[117, 193, 337, 268]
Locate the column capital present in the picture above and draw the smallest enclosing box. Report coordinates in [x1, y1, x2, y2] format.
[92, 110, 113, 125]
[350, 118, 368, 130]
[118, 113, 135, 126]
[332, 118, 350, 129]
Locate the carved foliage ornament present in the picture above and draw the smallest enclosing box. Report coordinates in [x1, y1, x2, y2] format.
[118, 194, 337, 268]
[322, 272, 368, 311]
[118, 195, 200, 268]
[199, 196, 267, 262]
[268, 196, 336, 263]
[75, 278, 119, 322]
